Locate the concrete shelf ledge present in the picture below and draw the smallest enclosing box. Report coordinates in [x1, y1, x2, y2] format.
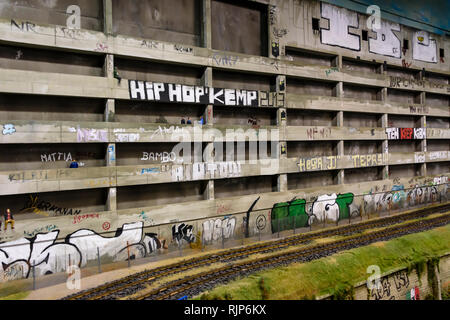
[1, 119, 449, 143]
[0, 152, 448, 195]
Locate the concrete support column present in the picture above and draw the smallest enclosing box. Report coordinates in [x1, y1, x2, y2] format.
[106, 187, 117, 212]
[201, 67, 214, 126]
[104, 99, 115, 122]
[416, 71, 427, 176]
[105, 141, 116, 211]
[276, 75, 287, 192]
[204, 179, 215, 200]
[201, 66, 215, 200]
[333, 81, 343, 98]
[202, 66, 213, 87]
[377, 62, 387, 75]
[378, 87, 387, 102]
[332, 55, 342, 68]
[419, 92, 426, 105]
[278, 174, 287, 192]
[105, 143, 116, 211]
[336, 102, 345, 184]
[276, 75, 286, 158]
[201, 0, 212, 49]
[381, 113, 389, 179]
[102, 0, 116, 213]
[419, 115, 427, 176]
[204, 104, 213, 126]
[337, 140, 345, 184]
[103, 0, 113, 35]
[104, 54, 114, 79]
[106, 143, 116, 167]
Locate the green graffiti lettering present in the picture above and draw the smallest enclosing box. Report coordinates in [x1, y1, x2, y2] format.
[336, 193, 354, 220]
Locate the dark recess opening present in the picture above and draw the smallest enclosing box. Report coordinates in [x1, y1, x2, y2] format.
[312, 18, 320, 31]
[362, 30, 368, 41]
[403, 39, 409, 50]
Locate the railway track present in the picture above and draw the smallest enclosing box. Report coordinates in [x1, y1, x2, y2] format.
[138, 213, 450, 300]
[63, 202, 450, 300]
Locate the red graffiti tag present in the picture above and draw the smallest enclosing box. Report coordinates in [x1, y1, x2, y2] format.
[400, 128, 413, 140]
[102, 222, 111, 230]
[72, 213, 99, 224]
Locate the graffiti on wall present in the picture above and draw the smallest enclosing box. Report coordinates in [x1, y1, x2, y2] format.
[211, 52, 239, 66]
[389, 76, 447, 91]
[20, 195, 82, 217]
[368, 20, 401, 58]
[271, 193, 360, 233]
[320, 3, 360, 51]
[370, 270, 410, 300]
[385, 127, 426, 140]
[115, 133, 140, 142]
[317, 3, 438, 64]
[202, 217, 236, 243]
[363, 184, 440, 214]
[0, 221, 171, 281]
[171, 162, 242, 182]
[41, 152, 73, 162]
[141, 151, 178, 163]
[172, 223, 195, 245]
[150, 126, 185, 139]
[297, 154, 388, 172]
[77, 127, 107, 142]
[108, 145, 115, 162]
[2, 124, 16, 135]
[413, 31, 437, 63]
[129, 81, 284, 108]
[306, 127, 332, 140]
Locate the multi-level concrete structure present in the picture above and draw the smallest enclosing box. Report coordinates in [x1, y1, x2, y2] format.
[0, 0, 448, 280]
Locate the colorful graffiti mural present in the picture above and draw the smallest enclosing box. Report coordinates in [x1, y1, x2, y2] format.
[363, 185, 440, 214]
[270, 193, 360, 233]
[0, 222, 167, 281]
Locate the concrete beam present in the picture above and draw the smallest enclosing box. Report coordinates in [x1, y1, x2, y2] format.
[3, 120, 447, 144]
[286, 94, 449, 118]
[2, 151, 448, 195]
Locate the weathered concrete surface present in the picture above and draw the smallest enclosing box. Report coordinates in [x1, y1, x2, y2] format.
[0, 0, 447, 285]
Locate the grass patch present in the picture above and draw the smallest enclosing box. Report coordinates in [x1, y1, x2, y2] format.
[197, 224, 450, 300]
[0, 291, 30, 300]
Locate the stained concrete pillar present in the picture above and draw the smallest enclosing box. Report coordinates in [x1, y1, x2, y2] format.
[201, 67, 213, 125]
[276, 75, 287, 192]
[105, 141, 116, 211]
[276, 75, 286, 155]
[381, 113, 389, 179]
[204, 179, 214, 200]
[104, 54, 114, 79]
[378, 87, 387, 102]
[419, 115, 427, 176]
[336, 101, 345, 184]
[104, 99, 115, 122]
[204, 104, 213, 126]
[103, 0, 113, 35]
[333, 82, 343, 98]
[201, 66, 214, 200]
[102, 0, 116, 212]
[106, 143, 116, 166]
[106, 187, 117, 212]
[332, 55, 342, 68]
[278, 173, 287, 192]
[202, 0, 212, 49]
[417, 71, 427, 176]
[377, 62, 386, 75]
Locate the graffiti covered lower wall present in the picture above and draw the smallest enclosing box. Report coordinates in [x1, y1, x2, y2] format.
[0, 174, 448, 282]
